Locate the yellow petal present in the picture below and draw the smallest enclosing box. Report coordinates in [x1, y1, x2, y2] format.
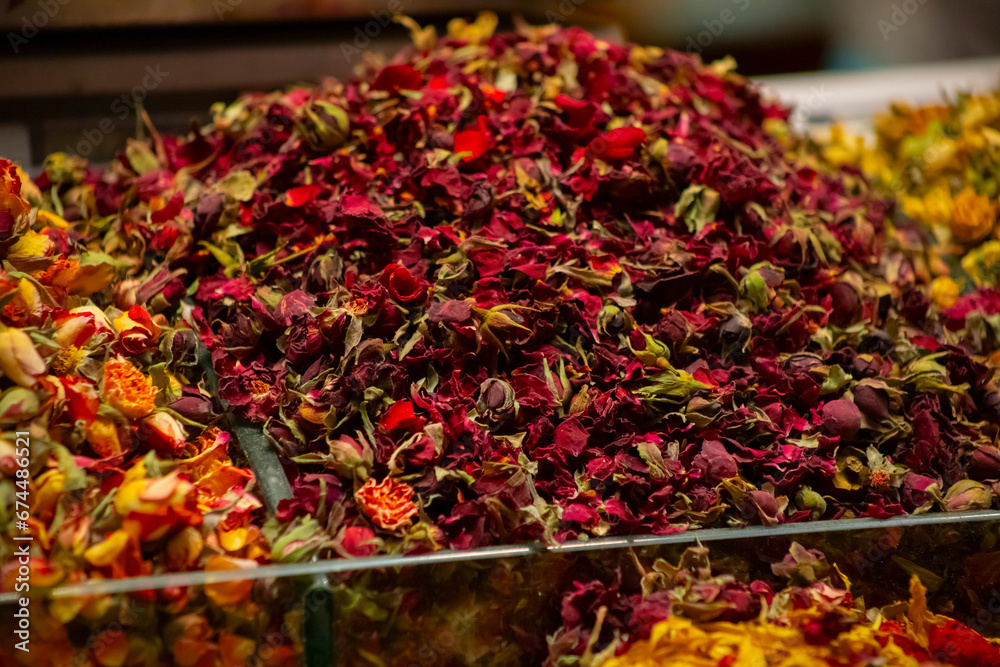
[0, 327, 47, 387]
[84, 530, 131, 568]
[8, 228, 53, 258]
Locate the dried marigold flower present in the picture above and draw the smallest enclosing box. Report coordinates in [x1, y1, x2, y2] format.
[951, 188, 995, 244]
[103, 358, 158, 419]
[355, 476, 419, 531]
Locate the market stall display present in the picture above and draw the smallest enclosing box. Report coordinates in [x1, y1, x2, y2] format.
[2, 13, 1000, 667]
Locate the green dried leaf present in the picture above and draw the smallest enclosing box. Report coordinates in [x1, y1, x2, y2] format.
[674, 184, 720, 234]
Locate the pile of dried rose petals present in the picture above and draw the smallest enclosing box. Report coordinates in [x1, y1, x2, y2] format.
[5, 15, 1000, 576]
[175, 17, 1000, 552]
[4, 12, 1000, 667]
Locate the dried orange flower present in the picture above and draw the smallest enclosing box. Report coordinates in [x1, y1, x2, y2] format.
[951, 187, 996, 244]
[33, 256, 80, 293]
[355, 477, 418, 531]
[0, 159, 30, 225]
[103, 358, 158, 419]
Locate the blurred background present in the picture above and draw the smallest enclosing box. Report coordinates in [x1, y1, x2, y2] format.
[1, 0, 999, 167]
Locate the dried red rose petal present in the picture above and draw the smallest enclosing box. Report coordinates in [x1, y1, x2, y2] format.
[371, 63, 423, 93]
[379, 400, 425, 433]
[586, 126, 645, 161]
[454, 116, 491, 161]
[379, 264, 426, 304]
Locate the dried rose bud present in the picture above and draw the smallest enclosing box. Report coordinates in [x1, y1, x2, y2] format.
[901, 288, 930, 324]
[692, 440, 737, 485]
[796, 487, 827, 518]
[103, 358, 158, 419]
[340, 525, 379, 558]
[901, 472, 938, 509]
[113, 305, 163, 355]
[194, 193, 227, 235]
[743, 490, 785, 526]
[0, 386, 39, 424]
[852, 385, 889, 422]
[0, 328, 46, 388]
[828, 282, 860, 327]
[137, 411, 187, 456]
[942, 479, 993, 511]
[326, 436, 370, 477]
[85, 416, 127, 458]
[598, 304, 633, 336]
[821, 399, 862, 439]
[969, 446, 1000, 481]
[169, 329, 199, 368]
[656, 309, 690, 349]
[717, 312, 752, 362]
[355, 476, 418, 531]
[477, 378, 516, 427]
[166, 526, 203, 570]
[300, 100, 350, 152]
[771, 229, 809, 268]
[54, 306, 115, 348]
[950, 187, 995, 244]
[169, 391, 216, 422]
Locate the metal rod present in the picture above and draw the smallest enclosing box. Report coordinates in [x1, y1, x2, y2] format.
[12, 509, 998, 601]
[196, 341, 293, 513]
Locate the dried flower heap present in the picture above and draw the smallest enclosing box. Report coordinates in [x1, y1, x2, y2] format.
[590, 545, 1000, 667]
[4, 13, 1000, 667]
[0, 158, 273, 665]
[33, 16, 994, 560]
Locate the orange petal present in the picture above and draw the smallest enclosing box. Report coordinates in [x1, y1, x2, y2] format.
[30, 557, 66, 588]
[92, 628, 130, 667]
[219, 633, 256, 667]
[203, 556, 256, 606]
